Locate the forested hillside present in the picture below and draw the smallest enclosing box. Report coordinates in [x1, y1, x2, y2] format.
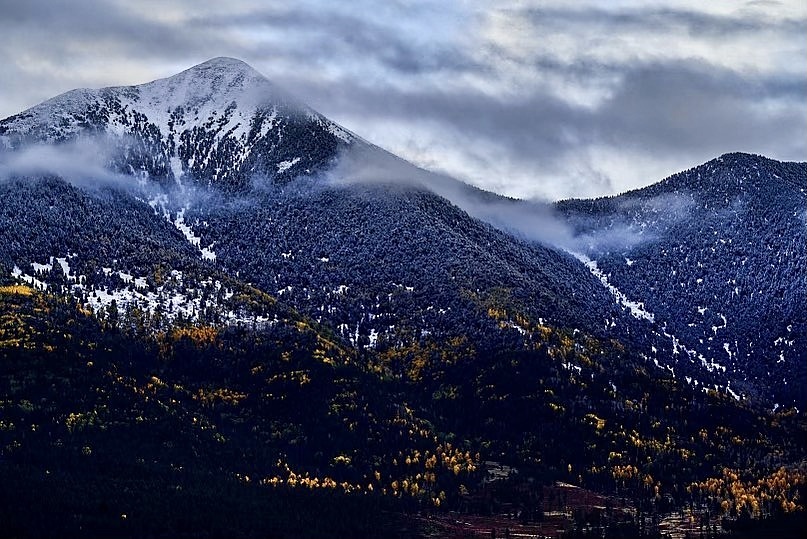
[559, 153, 807, 408]
[0, 59, 804, 538]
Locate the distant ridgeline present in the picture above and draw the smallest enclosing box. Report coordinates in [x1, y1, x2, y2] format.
[558, 153, 806, 408]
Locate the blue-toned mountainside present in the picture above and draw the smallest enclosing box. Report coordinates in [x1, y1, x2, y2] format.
[0, 59, 805, 537]
[188, 183, 625, 355]
[0, 57, 641, 365]
[558, 154, 807, 408]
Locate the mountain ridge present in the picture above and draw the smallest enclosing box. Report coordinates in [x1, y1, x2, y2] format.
[1, 59, 803, 408]
[558, 151, 806, 407]
[561, 152, 806, 203]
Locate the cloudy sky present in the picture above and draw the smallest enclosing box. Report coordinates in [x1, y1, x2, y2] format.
[1, 0, 804, 200]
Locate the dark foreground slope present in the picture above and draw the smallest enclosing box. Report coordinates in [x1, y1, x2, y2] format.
[1, 284, 805, 538]
[0, 284, 440, 538]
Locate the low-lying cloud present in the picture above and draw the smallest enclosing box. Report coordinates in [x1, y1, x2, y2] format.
[326, 143, 703, 255]
[327, 143, 579, 249]
[0, 137, 130, 188]
[0, 128, 698, 258]
[567, 192, 697, 254]
[0, 135, 206, 213]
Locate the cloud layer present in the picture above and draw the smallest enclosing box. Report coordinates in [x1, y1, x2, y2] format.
[0, 137, 128, 187]
[1, 0, 804, 200]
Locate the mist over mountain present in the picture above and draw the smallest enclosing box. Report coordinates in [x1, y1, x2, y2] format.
[0, 58, 804, 538]
[558, 153, 807, 407]
[0, 57, 643, 356]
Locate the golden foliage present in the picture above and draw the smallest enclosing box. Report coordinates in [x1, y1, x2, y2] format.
[377, 334, 475, 382]
[170, 325, 218, 346]
[584, 413, 606, 430]
[689, 466, 806, 517]
[0, 285, 34, 297]
[194, 387, 248, 407]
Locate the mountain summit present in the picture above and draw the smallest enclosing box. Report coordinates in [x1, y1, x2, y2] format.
[0, 57, 353, 189]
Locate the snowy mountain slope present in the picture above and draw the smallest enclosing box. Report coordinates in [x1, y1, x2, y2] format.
[0, 57, 352, 190]
[1, 58, 806, 537]
[0, 176, 296, 331]
[558, 153, 807, 407]
[0, 57, 653, 360]
[0, 58, 801, 410]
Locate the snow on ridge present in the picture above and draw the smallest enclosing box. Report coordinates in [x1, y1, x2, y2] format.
[32, 261, 53, 273]
[201, 244, 217, 262]
[117, 58, 275, 137]
[573, 252, 736, 392]
[174, 208, 201, 247]
[11, 253, 82, 290]
[711, 313, 727, 336]
[0, 88, 99, 137]
[148, 194, 171, 220]
[2, 58, 282, 146]
[55, 257, 76, 282]
[2, 58, 357, 187]
[9, 258, 271, 329]
[12, 265, 47, 291]
[324, 120, 354, 143]
[169, 156, 184, 185]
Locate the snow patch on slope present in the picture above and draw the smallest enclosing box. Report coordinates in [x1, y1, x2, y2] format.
[171, 207, 217, 262]
[573, 253, 654, 322]
[276, 157, 300, 173]
[10, 259, 271, 328]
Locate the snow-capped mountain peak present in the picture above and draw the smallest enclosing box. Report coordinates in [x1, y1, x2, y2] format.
[3, 57, 285, 138]
[128, 57, 286, 132]
[0, 58, 354, 189]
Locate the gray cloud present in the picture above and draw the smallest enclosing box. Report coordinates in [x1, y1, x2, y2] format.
[188, 6, 479, 76]
[0, 1, 210, 59]
[596, 62, 806, 154]
[514, 5, 807, 38]
[0, 137, 130, 188]
[0, 0, 804, 200]
[327, 143, 577, 248]
[287, 59, 804, 196]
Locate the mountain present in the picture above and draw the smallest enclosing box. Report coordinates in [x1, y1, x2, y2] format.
[0, 56, 640, 368]
[0, 57, 351, 190]
[0, 58, 805, 537]
[558, 153, 807, 408]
